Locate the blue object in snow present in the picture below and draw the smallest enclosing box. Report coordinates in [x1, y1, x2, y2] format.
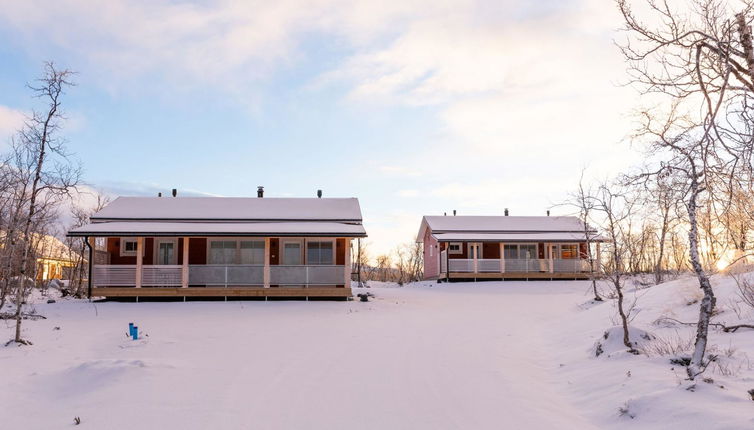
[128, 322, 134, 336]
[132, 326, 138, 340]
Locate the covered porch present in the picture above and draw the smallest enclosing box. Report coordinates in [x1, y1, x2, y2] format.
[438, 240, 601, 280]
[85, 235, 357, 299]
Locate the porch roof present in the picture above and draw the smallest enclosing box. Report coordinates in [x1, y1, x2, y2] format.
[432, 232, 606, 242]
[67, 221, 367, 237]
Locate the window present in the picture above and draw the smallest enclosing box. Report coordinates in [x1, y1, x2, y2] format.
[429, 244, 433, 257]
[240, 241, 265, 264]
[520, 244, 537, 260]
[307, 241, 334, 265]
[504, 244, 538, 260]
[120, 238, 138, 257]
[209, 240, 237, 264]
[560, 244, 579, 259]
[448, 243, 462, 254]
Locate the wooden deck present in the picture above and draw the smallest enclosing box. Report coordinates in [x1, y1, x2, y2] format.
[445, 272, 592, 280]
[91, 287, 352, 298]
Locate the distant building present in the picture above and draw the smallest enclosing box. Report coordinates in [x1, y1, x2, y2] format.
[416, 214, 605, 281]
[35, 234, 81, 281]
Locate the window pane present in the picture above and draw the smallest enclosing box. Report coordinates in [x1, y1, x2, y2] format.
[520, 245, 537, 259]
[561, 245, 578, 259]
[210, 240, 236, 264]
[307, 241, 334, 265]
[240, 241, 264, 264]
[283, 243, 302, 265]
[504, 244, 518, 259]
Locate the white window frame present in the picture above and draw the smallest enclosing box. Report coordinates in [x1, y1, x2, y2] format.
[559, 243, 580, 260]
[280, 238, 305, 265]
[448, 242, 463, 255]
[207, 238, 241, 265]
[304, 238, 336, 265]
[120, 238, 140, 257]
[503, 243, 539, 260]
[239, 239, 266, 265]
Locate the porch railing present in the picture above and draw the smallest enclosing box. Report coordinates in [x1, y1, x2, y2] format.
[445, 259, 592, 274]
[189, 265, 264, 286]
[93, 265, 137, 287]
[92, 264, 345, 287]
[270, 265, 344, 286]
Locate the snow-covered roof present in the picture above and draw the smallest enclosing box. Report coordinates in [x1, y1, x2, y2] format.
[417, 215, 602, 242]
[432, 232, 605, 242]
[68, 196, 367, 237]
[67, 221, 367, 237]
[91, 197, 363, 222]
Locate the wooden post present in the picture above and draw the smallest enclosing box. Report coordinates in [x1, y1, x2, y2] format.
[595, 242, 601, 273]
[263, 237, 270, 288]
[499, 242, 505, 274]
[472, 243, 478, 273]
[548, 243, 554, 273]
[182, 237, 189, 288]
[87, 236, 95, 298]
[344, 238, 351, 287]
[135, 237, 143, 288]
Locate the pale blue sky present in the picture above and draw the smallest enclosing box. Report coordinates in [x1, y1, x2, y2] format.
[0, 0, 640, 256]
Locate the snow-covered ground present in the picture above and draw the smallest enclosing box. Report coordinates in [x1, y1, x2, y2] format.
[1, 277, 752, 429]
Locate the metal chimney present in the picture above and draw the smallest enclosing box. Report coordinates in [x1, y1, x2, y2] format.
[317, 189, 322, 198]
[547, 210, 550, 216]
[257, 186, 264, 198]
[453, 210, 456, 216]
[172, 188, 177, 197]
[158, 192, 162, 197]
[504, 208, 509, 216]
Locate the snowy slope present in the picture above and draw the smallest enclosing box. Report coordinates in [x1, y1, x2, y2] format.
[1, 277, 752, 429]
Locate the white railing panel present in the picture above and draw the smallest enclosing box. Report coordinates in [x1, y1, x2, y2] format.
[478, 259, 501, 272]
[440, 250, 447, 273]
[448, 259, 473, 272]
[270, 265, 344, 286]
[189, 265, 227, 285]
[553, 259, 590, 273]
[227, 265, 264, 285]
[142, 265, 182, 286]
[93, 265, 136, 287]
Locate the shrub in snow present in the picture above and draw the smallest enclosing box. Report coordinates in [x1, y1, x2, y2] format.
[594, 326, 655, 357]
[617, 401, 636, 419]
[748, 389, 754, 401]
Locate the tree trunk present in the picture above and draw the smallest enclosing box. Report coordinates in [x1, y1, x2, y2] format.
[687, 184, 716, 379]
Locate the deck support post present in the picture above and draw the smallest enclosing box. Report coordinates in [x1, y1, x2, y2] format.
[135, 237, 143, 288]
[263, 237, 270, 288]
[182, 237, 189, 288]
[344, 238, 351, 287]
[548, 243, 554, 273]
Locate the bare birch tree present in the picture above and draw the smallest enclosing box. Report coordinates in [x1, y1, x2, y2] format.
[7, 62, 80, 345]
[618, 0, 754, 379]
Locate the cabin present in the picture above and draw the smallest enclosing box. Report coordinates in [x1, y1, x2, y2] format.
[417, 214, 604, 281]
[67, 191, 367, 299]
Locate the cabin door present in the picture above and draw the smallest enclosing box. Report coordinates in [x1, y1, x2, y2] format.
[156, 239, 177, 265]
[281, 240, 303, 265]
